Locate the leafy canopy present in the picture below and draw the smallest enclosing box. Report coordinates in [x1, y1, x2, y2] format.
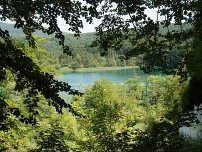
[0, 0, 202, 116]
[0, 0, 90, 117]
[89, 0, 202, 110]
[92, 0, 202, 74]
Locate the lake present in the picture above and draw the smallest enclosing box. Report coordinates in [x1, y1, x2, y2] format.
[59, 67, 202, 138]
[59, 67, 145, 92]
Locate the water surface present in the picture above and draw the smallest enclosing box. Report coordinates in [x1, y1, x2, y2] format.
[60, 67, 202, 139]
[60, 67, 145, 91]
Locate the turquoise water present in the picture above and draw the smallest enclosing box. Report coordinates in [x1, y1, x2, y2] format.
[60, 68, 202, 138]
[59, 67, 145, 92]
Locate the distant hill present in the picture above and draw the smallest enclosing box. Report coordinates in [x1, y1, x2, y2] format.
[1, 21, 189, 56]
[0, 22, 139, 68]
[39, 32, 97, 53]
[0, 22, 70, 37]
[0, 22, 98, 53]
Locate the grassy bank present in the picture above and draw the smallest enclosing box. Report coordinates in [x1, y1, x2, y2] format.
[59, 66, 138, 74]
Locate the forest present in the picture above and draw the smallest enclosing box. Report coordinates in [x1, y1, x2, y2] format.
[1, 22, 136, 69]
[0, 0, 202, 151]
[39, 32, 137, 69]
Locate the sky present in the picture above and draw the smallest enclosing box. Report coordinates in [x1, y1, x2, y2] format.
[4, 8, 162, 34]
[55, 0, 165, 33]
[56, 16, 102, 33]
[57, 8, 162, 33]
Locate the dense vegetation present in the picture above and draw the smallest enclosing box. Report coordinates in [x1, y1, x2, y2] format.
[0, 0, 202, 151]
[1, 22, 136, 69]
[1, 62, 201, 151]
[39, 32, 136, 69]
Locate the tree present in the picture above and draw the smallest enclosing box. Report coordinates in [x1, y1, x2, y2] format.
[0, 40, 83, 151]
[77, 80, 125, 151]
[70, 77, 189, 151]
[88, 0, 202, 110]
[0, 0, 201, 126]
[2, 1, 201, 151]
[92, 0, 201, 70]
[0, 0, 90, 124]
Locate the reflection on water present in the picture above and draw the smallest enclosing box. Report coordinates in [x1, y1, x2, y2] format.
[59, 67, 145, 92]
[59, 67, 145, 100]
[59, 67, 202, 138]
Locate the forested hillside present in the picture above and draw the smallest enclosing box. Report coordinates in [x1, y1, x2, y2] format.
[0, 1, 202, 151]
[1, 22, 136, 69]
[42, 33, 136, 68]
[1, 21, 187, 70]
[0, 22, 69, 36]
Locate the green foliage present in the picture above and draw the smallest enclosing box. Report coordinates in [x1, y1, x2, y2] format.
[0, 1, 202, 151]
[0, 87, 82, 151]
[128, 76, 188, 151]
[0, 38, 81, 151]
[185, 39, 202, 78]
[180, 135, 202, 151]
[0, 70, 197, 152]
[0, 1, 91, 127]
[76, 80, 126, 151]
[92, 0, 202, 72]
[58, 50, 131, 68]
[70, 75, 189, 151]
[180, 39, 202, 110]
[33, 125, 69, 152]
[40, 34, 136, 68]
[133, 120, 184, 151]
[0, 1, 87, 148]
[145, 75, 187, 105]
[88, 0, 202, 110]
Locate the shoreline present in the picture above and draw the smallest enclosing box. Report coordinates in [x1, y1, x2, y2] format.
[59, 66, 139, 74]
